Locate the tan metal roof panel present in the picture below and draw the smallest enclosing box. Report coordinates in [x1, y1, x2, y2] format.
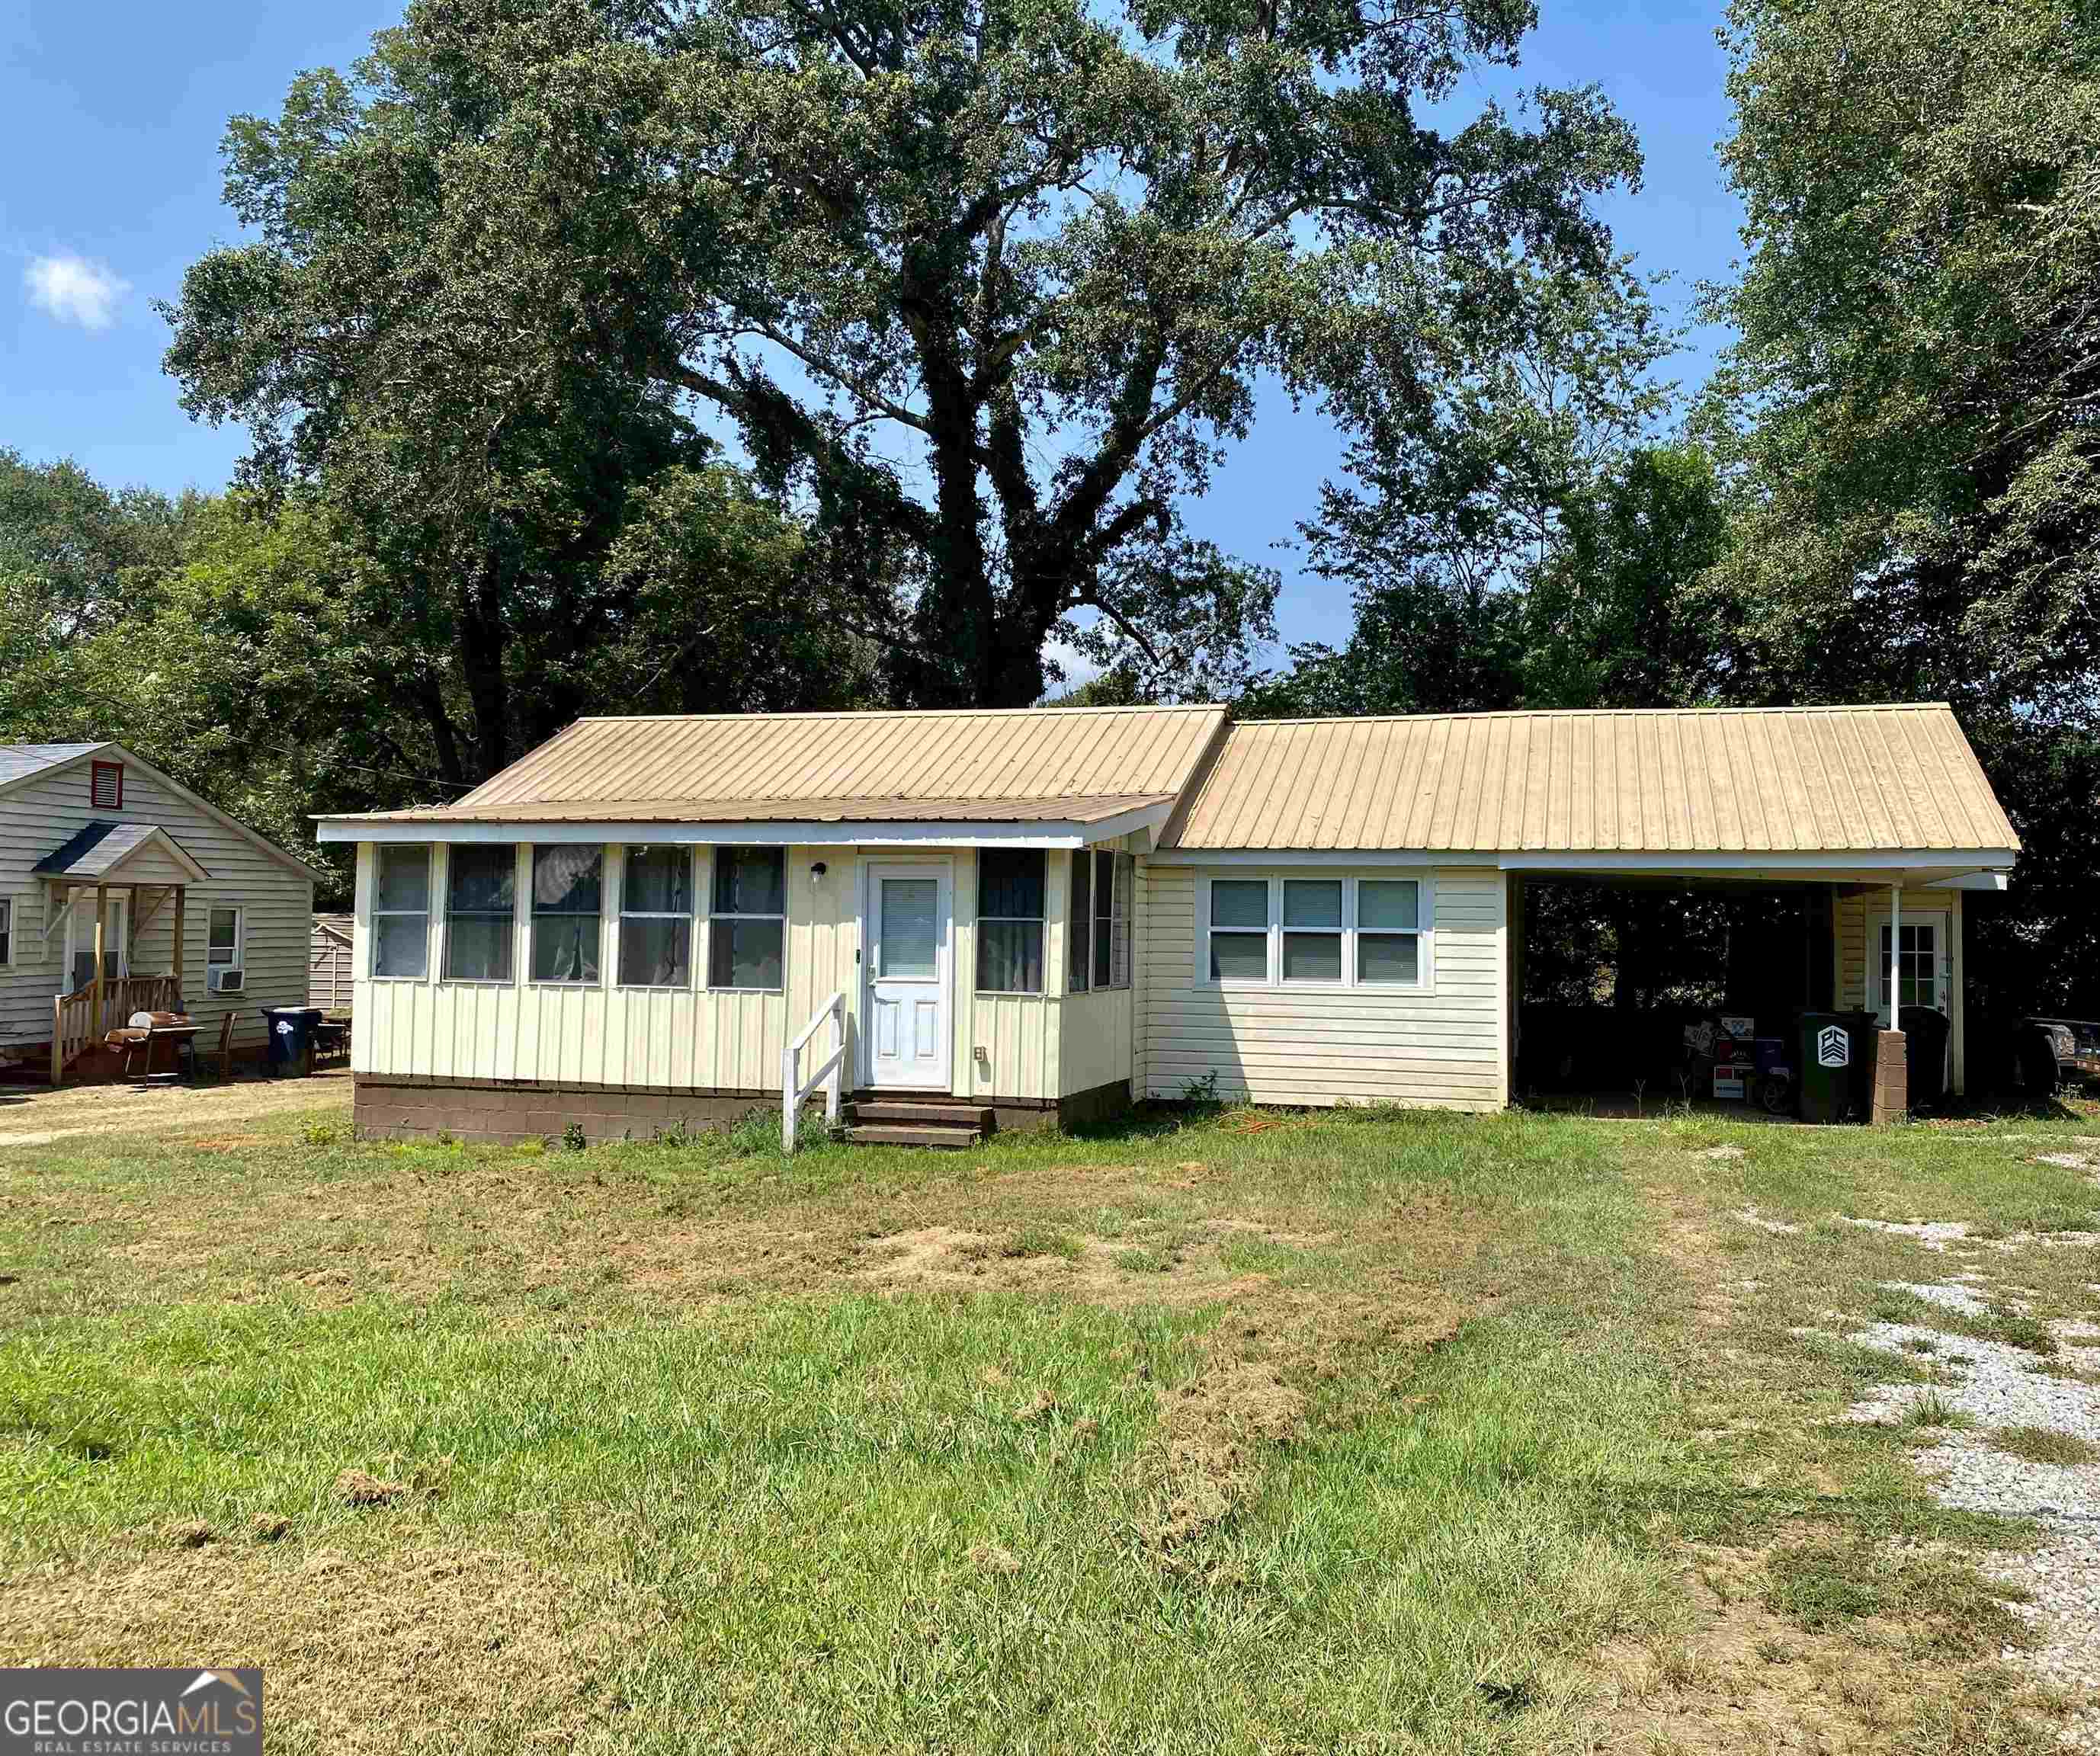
[441, 705, 1226, 816]
[1163, 704, 2018, 854]
[336, 793, 1175, 827]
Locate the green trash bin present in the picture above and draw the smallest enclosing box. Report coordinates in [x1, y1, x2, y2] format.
[1797, 1012, 1858, 1122]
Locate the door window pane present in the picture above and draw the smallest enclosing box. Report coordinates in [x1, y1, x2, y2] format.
[880, 878, 939, 979]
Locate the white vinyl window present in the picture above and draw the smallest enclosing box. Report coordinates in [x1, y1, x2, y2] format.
[1281, 879, 1343, 983]
[372, 845, 431, 979]
[1207, 879, 1271, 982]
[207, 906, 243, 968]
[1202, 873, 1432, 990]
[1356, 880, 1422, 984]
[710, 848, 785, 990]
[619, 846, 694, 988]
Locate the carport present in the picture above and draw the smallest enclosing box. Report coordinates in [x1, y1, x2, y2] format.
[1489, 705, 2020, 1115]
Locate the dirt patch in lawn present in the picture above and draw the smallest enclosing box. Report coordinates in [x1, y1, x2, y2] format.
[0, 1541, 639, 1752]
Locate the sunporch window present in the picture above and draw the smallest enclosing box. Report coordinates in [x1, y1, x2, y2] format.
[372, 846, 431, 979]
[444, 846, 516, 982]
[531, 846, 601, 984]
[976, 849, 1044, 993]
[710, 848, 784, 990]
[620, 847, 692, 987]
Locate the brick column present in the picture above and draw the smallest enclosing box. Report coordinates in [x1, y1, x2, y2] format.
[1873, 1029, 1908, 1123]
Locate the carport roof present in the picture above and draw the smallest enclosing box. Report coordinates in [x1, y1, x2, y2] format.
[1161, 704, 2018, 859]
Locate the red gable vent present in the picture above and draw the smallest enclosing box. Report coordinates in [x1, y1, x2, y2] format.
[89, 760, 123, 811]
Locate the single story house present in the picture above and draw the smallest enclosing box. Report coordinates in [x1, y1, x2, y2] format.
[0, 742, 321, 1080]
[315, 702, 2018, 1142]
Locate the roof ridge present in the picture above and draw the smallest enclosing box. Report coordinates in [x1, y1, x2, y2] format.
[571, 703, 1225, 723]
[1231, 703, 1953, 727]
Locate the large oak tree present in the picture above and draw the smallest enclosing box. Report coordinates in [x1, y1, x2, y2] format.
[167, 0, 1639, 721]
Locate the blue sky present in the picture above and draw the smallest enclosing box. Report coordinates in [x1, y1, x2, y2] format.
[0, 0, 1743, 655]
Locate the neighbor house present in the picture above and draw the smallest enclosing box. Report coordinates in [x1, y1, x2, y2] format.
[0, 742, 321, 1081]
[315, 703, 2018, 1144]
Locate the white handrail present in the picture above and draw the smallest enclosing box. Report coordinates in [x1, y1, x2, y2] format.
[783, 989, 847, 1151]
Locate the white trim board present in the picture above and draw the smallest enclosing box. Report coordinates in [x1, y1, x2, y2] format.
[319, 802, 1171, 851]
[1154, 847, 2016, 880]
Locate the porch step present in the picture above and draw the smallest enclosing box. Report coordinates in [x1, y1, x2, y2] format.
[845, 1100, 994, 1130]
[842, 1122, 982, 1149]
[841, 1099, 992, 1149]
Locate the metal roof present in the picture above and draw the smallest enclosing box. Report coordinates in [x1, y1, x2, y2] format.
[31, 820, 211, 882]
[0, 742, 105, 788]
[346, 792, 1175, 826]
[338, 706, 1228, 824]
[1162, 705, 2018, 854]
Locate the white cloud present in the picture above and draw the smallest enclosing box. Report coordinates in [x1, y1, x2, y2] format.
[24, 254, 130, 331]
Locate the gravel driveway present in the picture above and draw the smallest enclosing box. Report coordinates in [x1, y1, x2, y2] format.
[1852, 1261, 2100, 1744]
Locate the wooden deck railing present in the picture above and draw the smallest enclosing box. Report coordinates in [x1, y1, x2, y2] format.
[50, 973, 183, 1085]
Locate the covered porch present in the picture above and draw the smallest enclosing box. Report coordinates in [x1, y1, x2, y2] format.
[33, 821, 210, 1084]
[1506, 854, 2004, 1119]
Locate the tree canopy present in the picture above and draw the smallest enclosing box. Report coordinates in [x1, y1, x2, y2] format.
[164, 0, 1640, 721]
[1702, 0, 2100, 1011]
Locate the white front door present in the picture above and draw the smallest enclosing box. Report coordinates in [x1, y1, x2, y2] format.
[1869, 912, 1949, 1025]
[862, 862, 951, 1090]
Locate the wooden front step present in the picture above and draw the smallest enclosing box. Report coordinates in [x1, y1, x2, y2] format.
[842, 1098, 992, 1149]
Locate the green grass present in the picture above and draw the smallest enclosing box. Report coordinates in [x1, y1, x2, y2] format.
[2, 1089, 2097, 1751]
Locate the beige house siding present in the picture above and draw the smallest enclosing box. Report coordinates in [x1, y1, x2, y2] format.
[1137, 864, 1505, 1110]
[351, 841, 1113, 1106]
[0, 758, 313, 1055]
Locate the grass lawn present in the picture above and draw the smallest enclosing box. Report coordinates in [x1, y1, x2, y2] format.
[2, 1087, 2098, 1752]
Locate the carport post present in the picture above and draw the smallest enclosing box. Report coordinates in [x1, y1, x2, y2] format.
[1888, 882, 1900, 1025]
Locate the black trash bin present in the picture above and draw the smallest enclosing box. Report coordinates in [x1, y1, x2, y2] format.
[1845, 1011, 1882, 1120]
[1797, 1012, 1856, 1122]
[261, 1006, 324, 1075]
[1902, 1007, 1951, 1110]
